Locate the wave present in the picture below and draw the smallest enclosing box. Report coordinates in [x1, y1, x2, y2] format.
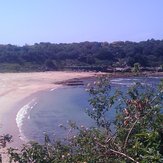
[16, 98, 37, 142]
[110, 78, 151, 87]
[110, 78, 139, 82]
[111, 81, 134, 87]
[148, 76, 163, 79]
[50, 88, 56, 91]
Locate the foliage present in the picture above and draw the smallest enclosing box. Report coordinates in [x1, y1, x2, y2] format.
[45, 60, 57, 70]
[0, 134, 12, 148]
[160, 64, 163, 71]
[0, 39, 163, 72]
[0, 134, 12, 162]
[132, 63, 140, 74]
[8, 76, 163, 162]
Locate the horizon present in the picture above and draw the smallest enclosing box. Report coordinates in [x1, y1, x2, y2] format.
[0, 38, 163, 47]
[0, 0, 163, 45]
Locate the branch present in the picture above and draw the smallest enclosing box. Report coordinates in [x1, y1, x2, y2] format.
[95, 141, 139, 163]
[150, 91, 162, 105]
[123, 119, 139, 149]
[67, 128, 72, 140]
[109, 148, 139, 163]
[124, 91, 163, 150]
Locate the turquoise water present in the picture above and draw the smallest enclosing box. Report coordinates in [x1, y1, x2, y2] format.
[16, 76, 163, 143]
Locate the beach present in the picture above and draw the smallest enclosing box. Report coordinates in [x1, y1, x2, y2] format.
[0, 71, 97, 149]
[0, 71, 162, 145]
[0, 71, 162, 162]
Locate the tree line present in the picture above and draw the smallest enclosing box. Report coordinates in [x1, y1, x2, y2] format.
[0, 39, 163, 72]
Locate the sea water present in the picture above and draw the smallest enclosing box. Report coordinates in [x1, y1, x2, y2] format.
[17, 86, 95, 143]
[16, 76, 163, 143]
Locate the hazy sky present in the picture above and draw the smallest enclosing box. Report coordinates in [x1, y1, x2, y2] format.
[0, 0, 163, 45]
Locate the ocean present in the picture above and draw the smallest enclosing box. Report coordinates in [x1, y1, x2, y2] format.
[16, 76, 163, 143]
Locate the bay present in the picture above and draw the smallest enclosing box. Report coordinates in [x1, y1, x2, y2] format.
[16, 76, 163, 143]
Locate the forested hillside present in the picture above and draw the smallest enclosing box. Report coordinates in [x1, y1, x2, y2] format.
[0, 39, 163, 72]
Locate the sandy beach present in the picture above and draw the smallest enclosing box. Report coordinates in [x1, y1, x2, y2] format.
[0, 71, 162, 162]
[0, 71, 97, 149]
[0, 71, 162, 147]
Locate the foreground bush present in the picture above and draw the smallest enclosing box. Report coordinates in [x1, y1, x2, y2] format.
[8, 76, 163, 163]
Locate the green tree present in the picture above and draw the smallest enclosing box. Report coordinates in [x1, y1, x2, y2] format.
[132, 63, 140, 74]
[160, 64, 163, 71]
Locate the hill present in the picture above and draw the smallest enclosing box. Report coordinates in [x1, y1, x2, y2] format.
[0, 39, 163, 72]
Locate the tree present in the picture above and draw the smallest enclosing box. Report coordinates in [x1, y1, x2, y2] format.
[45, 60, 57, 71]
[132, 63, 140, 75]
[0, 40, 163, 72]
[160, 64, 163, 72]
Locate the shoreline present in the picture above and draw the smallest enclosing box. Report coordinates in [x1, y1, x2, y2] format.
[107, 71, 163, 79]
[0, 71, 97, 149]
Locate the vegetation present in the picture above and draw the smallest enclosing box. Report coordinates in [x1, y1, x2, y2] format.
[132, 63, 141, 75]
[7, 76, 163, 162]
[0, 39, 163, 72]
[0, 134, 12, 162]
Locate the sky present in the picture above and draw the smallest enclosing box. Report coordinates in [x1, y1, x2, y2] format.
[0, 0, 163, 45]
